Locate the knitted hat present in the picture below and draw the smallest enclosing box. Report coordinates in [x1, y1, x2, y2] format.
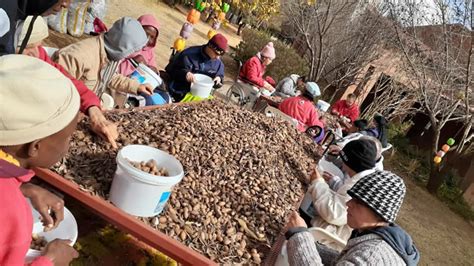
[209, 33, 228, 52]
[0, 55, 80, 145]
[340, 139, 376, 173]
[14, 16, 49, 48]
[348, 171, 406, 223]
[260, 42, 276, 59]
[305, 82, 321, 97]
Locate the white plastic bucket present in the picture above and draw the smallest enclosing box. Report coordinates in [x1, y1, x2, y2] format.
[190, 74, 214, 98]
[317, 100, 331, 112]
[25, 199, 78, 263]
[109, 145, 184, 217]
[101, 93, 115, 110]
[130, 63, 163, 88]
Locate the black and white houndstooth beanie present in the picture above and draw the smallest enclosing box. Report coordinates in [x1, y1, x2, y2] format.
[347, 171, 406, 223]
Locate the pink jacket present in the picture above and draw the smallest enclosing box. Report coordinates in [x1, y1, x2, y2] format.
[0, 160, 53, 266]
[118, 14, 160, 76]
[239, 55, 267, 87]
[279, 96, 324, 132]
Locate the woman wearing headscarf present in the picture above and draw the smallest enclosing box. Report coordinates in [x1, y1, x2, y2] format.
[15, 16, 119, 148]
[54, 17, 154, 107]
[118, 14, 160, 76]
[239, 42, 276, 93]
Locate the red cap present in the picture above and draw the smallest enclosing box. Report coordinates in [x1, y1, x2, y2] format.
[209, 33, 228, 52]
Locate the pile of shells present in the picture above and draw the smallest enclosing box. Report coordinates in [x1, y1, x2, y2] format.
[128, 159, 169, 176]
[54, 100, 320, 264]
[30, 234, 47, 251]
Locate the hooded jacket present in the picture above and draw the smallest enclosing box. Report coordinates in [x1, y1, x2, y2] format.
[275, 75, 299, 98]
[54, 17, 148, 97]
[119, 14, 160, 77]
[287, 224, 420, 266]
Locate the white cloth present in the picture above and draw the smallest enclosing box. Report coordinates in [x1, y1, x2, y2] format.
[308, 169, 375, 241]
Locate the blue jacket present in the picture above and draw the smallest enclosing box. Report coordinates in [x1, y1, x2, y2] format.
[165, 45, 224, 95]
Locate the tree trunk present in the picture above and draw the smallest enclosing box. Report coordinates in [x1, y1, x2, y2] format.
[427, 164, 444, 194]
[426, 128, 442, 193]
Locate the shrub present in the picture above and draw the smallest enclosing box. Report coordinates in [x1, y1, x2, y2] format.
[438, 176, 474, 221]
[234, 28, 309, 82]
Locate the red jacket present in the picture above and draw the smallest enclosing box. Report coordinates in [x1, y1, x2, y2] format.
[279, 96, 324, 132]
[0, 160, 53, 266]
[38, 46, 100, 114]
[331, 99, 360, 122]
[239, 56, 267, 87]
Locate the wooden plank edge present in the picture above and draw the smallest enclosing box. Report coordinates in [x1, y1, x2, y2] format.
[33, 167, 217, 266]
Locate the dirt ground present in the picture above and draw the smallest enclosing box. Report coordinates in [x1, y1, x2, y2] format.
[385, 156, 474, 265]
[43, 0, 473, 264]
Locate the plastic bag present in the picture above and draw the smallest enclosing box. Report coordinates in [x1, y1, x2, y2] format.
[46, 7, 68, 33]
[84, 0, 107, 34]
[67, 1, 90, 37]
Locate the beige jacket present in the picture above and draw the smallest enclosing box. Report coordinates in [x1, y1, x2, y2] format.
[309, 169, 375, 242]
[54, 35, 140, 96]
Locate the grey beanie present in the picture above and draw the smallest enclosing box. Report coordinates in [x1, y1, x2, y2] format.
[348, 171, 406, 223]
[104, 17, 148, 61]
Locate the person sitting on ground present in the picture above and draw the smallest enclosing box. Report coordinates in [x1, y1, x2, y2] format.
[239, 42, 276, 93]
[0, 55, 79, 266]
[304, 139, 377, 242]
[325, 136, 384, 192]
[279, 82, 324, 132]
[54, 17, 154, 107]
[287, 171, 420, 265]
[15, 15, 119, 148]
[118, 14, 160, 75]
[274, 74, 306, 98]
[165, 33, 227, 102]
[331, 93, 360, 125]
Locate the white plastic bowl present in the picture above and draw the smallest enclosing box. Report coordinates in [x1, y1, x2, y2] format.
[25, 199, 78, 263]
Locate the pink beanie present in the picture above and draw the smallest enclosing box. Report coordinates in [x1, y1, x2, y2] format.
[260, 42, 276, 60]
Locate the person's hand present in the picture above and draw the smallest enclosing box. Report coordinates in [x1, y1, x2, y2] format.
[43, 239, 79, 265]
[328, 145, 341, 155]
[309, 167, 323, 183]
[322, 171, 334, 182]
[263, 81, 275, 92]
[287, 211, 307, 229]
[186, 72, 195, 83]
[213, 76, 222, 85]
[137, 84, 154, 96]
[20, 184, 64, 231]
[88, 106, 118, 149]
